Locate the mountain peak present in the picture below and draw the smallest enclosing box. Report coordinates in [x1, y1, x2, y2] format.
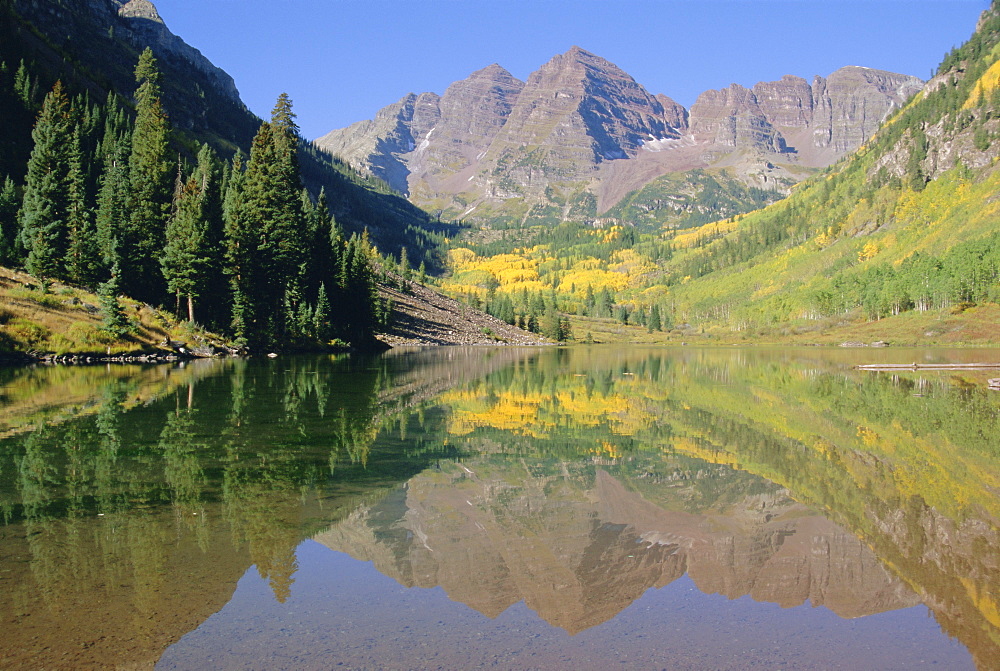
[117, 0, 162, 22]
[316, 50, 924, 227]
[467, 63, 521, 85]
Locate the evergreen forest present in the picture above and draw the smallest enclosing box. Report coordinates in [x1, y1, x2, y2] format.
[1, 49, 396, 350]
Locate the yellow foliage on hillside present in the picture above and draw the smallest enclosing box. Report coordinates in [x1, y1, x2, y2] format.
[556, 267, 629, 294]
[670, 219, 739, 249]
[609, 249, 655, 278]
[448, 248, 477, 265]
[963, 58, 1000, 108]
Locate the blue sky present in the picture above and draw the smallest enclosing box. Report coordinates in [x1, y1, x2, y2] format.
[151, 0, 990, 141]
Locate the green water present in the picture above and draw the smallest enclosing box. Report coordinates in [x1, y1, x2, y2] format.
[0, 346, 997, 670]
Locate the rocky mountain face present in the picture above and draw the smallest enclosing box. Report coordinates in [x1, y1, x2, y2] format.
[316, 48, 922, 227]
[14, 0, 240, 102]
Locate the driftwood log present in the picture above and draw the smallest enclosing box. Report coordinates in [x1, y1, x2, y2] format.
[856, 363, 1000, 371]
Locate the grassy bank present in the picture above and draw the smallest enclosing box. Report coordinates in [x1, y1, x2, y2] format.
[0, 267, 229, 359]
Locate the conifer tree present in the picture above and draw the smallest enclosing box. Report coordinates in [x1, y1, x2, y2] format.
[398, 246, 411, 283]
[65, 125, 102, 287]
[99, 259, 130, 338]
[265, 94, 307, 276]
[162, 175, 210, 323]
[19, 80, 72, 286]
[314, 282, 332, 342]
[303, 187, 339, 299]
[0, 176, 19, 265]
[126, 48, 172, 303]
[95, 131, 130, 269]
[13, 60, 37, 110]
[648, 304, 662, 332]
[337, 232, 384, 344]
[193, 144, 228, 330]
[223, 152, 254, 345]
[229, 94, 307, 348]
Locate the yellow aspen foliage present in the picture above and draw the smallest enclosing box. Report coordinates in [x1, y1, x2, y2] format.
[858, 241, 881, 262]
[448, 247, 477, 266]
[670, 218, 739, 249]
[962, 59, 1000, 108]
[557, 268, 628, 293]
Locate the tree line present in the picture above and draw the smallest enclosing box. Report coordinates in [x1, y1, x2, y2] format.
[0, 50, 389, 350]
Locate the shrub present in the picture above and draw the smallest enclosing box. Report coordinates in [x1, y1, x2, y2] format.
[49, 333, 75, 354]
[66, 321, 115, 346]
[5, 319, 50, 347]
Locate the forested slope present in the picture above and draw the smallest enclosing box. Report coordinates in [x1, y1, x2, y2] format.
[0, 0, 463, 352]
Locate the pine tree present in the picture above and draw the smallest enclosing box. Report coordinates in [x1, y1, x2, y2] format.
[228, 95, 307, 348]
[398, 246, 411, 283]
[265, 94, 307, 277]
[314, 282, 332, 342]
[65, 125, 102, 287]
[0, 176, 19, 265]
[14, 60, 36, 110]
[162, 175, 211, 323]
[648, 304, 662, 332]
[223, 151, 253, 346]
[19, 81, 73, 286]
[558, 316, 571, 341]
[125, 48, 172, 303]
[99, 260, 130, 338]
[541, 303, 562, 340]
[191, 144, 227, 329]
[336, 232, 383, 344]
[95, 130, 130, 269]
[303, 187, 340, 299]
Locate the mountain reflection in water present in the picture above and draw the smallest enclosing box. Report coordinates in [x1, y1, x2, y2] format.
[0, 346, 996, 669]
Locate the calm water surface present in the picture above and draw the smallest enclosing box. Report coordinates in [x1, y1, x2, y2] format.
[0, 346, 997, 670]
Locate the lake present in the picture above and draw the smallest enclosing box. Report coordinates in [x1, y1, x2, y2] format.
[0, 346, 997, 670]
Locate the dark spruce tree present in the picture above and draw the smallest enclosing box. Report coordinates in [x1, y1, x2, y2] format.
[95, 130, 130, 272]
[0, 176, 19, 265]
[162, 174, 211, 324]
[19, 80, 72, 287]
[227, 94, 308, 349]
[191, 144, 229, 332]
[125, 48, 172, 304]
[161, 144, 227, 327]
[65, 124, 102, 287]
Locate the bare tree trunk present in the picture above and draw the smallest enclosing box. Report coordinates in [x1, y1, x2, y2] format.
[187, 293, 195, 324]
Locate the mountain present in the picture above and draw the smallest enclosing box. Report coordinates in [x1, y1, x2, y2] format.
[316, 47, 921, 229]
[432, 3, 1000, 345]
[0, 0, 444, 263]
